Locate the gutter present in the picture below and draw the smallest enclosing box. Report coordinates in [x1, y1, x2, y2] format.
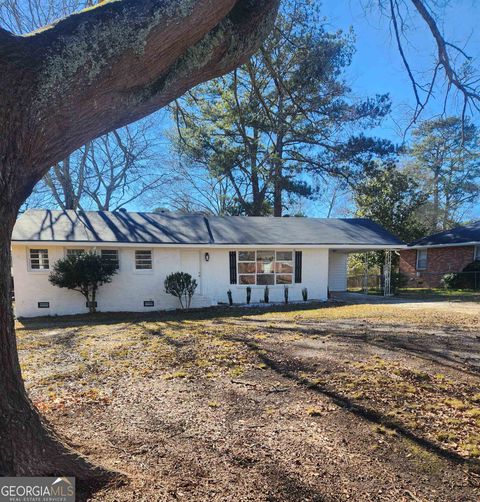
[11, 241, 406, 250]
[408, 241, 480, 249]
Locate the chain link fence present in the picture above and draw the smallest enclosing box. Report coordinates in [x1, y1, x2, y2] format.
[348, 270, 480, 295]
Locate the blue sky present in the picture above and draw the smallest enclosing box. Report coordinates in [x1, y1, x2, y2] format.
[295, 0, 480, 218]
[319, 0, 480, 142]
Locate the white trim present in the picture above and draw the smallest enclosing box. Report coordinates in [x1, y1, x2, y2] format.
[416, 249, 428, 270]
[26, 247, 50, 273]
[134, 248, 153, 273]
[100, 248, 120, 271]
[13, 241, 405, 250]
[409, 242, 480, 249]
[237, 249, 295, 286]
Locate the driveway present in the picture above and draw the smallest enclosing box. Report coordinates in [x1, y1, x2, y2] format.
[333, 291, 480, 315]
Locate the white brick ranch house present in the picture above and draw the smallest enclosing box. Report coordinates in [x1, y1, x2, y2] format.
[11, 210, 403, 317]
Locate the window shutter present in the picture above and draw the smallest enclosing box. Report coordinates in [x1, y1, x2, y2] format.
[229, 251, 237, 284]
[295, 251, 302, 283]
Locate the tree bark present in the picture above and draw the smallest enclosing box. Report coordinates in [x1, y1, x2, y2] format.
[90, 288, 97, 314]
[273, 135, 284, 217]
[273, 94, 284, 217]
[0, 202, 112, 483]
[433, 166, 440, 230]
[0, 0, 279, 485]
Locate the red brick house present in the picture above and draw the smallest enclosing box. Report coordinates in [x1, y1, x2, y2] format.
[400, 221, 480, 288]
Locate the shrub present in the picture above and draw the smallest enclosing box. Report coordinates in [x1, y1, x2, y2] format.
[264, 286, 269, 303]
[227, 289, 233, 306]
[49, 251, 117, 313]
[246, 286, 252, 304]
[442, 261, 480, 290]
[441, 273, 457, 290]
[302, 287, 308, 301]
[458, 261, 480, 289]
[284, 285, 289, 304]
[391, 272, 408, 292]
[164, 272, 198, 309]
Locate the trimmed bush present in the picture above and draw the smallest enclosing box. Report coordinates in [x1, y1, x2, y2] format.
[165, 272, 198, 309]
[264, 286, 269, 303]
[442, 261, 480, 290]
[49, 251, 117, 313]
[441, 273, 457, 290]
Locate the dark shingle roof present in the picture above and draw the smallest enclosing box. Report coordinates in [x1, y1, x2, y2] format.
[409, 221, 480, 247]
[12, 209, 403, 247]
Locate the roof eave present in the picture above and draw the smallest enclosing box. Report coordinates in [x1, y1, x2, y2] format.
[408, 241, 480, 249]
[11, 240, 405, 249]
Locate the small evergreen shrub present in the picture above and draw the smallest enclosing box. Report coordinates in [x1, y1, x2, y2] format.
[441, 273, 457, 290]
[441, 261, 480, 290]
[227, 289, 233, 306]
[246, 286, 252, 304]
[164, 272, 198, 309]
[49, 251, 117, 313]
[264, 286, 269, 303]
[302, 287, 308, 301]
[284, 286, 289, 304]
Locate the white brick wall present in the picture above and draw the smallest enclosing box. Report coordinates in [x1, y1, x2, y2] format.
[328, 251, 348, 292]
[12, 245, 330, 317]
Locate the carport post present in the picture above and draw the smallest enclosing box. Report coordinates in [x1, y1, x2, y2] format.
[363, 252, 369, 294]
[384, 250, 393, 297]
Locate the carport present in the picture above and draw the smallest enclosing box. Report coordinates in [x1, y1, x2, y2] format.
[328, 245, 405, 297]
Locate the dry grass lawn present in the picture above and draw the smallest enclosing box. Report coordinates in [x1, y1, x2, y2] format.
[16, 301, 480, 501]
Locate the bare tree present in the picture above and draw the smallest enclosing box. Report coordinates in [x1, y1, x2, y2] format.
[0, 0, 279, 482]
[372, 0, 480, 130]
[42, 143, 90, 209]
[157, 160, 240, 214]
[38, 120, 167, 210]
[87, 123, 167, 210]
[0, 0, 87, 33]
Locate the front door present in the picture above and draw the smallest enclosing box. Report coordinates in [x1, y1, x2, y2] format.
[180, 250, 201, 292]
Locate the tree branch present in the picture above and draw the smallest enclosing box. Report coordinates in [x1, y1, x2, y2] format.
[1, 0, 279, 199]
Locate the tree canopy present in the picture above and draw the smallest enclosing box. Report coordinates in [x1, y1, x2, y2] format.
[171, 0, 392, 216]
[354, 161, 429, 244]
[49, 252, 118, 313]
[408, 117, 480, 231]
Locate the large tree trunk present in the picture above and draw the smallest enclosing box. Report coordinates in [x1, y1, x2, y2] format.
[273, 99, 284, 217]
[432, 166, 441, 230]
[0, 0, 278, 485]
[273, 158, 283, 217]
[0, 201, 113, 483]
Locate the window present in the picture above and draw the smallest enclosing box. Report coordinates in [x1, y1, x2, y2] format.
[29, 249, 49, 270]
[238, 250, 293, 285]
[135, 250, 152, 270]
[38, 302, 50, 309]
[416, 249, 428, 270]
[101, 249, 119, 269]
[66, 248, 85, 257]
[238, 251, 256, 284]
[475, 246, 480, 261]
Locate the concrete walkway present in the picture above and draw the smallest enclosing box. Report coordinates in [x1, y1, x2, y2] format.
[332, 291, 480, 315]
